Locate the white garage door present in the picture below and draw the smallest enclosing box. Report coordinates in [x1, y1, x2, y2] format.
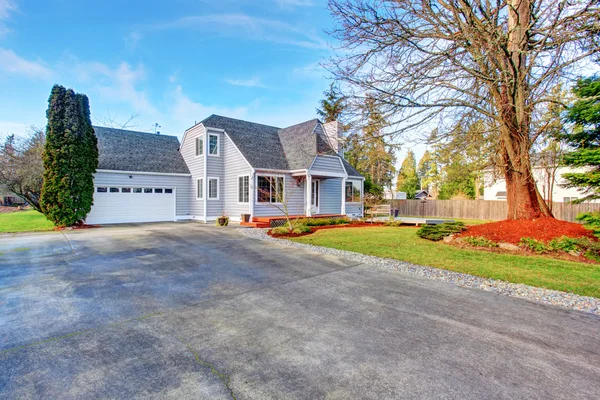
[86, 186, 175, 224]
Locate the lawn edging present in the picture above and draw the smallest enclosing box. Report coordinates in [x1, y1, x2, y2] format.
[238, 228, 600, 316]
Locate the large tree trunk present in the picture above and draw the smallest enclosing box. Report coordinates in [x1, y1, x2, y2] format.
[501, 137, 553, 220]
[497, 0, 553, 220]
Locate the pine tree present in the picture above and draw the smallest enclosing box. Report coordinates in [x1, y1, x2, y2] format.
[417, 150, 438, 193]
[561, 77, 600, 203]
[317, 83, 346, 123]
[40, 85, 98, 226]
[396, 150, 419, 198]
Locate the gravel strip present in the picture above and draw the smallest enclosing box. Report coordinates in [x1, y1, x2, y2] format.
[239, 228, 600, 316]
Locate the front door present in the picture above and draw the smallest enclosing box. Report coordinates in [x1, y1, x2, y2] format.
[311, 179, 320, 214]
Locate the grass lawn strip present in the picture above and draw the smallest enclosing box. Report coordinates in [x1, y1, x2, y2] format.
[0, 210, 54, 233]
[238, 227, 600, 315]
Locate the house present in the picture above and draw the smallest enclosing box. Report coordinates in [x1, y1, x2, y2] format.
[414, 190, 431, 200]
[483, 164, 593, 203]
[85, 115, 364, 225]
[0, 186, 25, 206]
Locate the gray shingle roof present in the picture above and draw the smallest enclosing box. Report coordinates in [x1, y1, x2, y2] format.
[93, 126, 190, 174]
[200, 115, 363, 177]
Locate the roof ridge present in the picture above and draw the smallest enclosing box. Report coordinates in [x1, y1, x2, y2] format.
[93, 126, 179, 139]
[279, 118, 320, 132]
[203, 114, 281, 130]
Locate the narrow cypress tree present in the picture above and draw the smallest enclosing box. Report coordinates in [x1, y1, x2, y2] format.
[40, 85, 98, 226]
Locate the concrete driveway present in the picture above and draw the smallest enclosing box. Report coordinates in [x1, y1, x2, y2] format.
[1, 223, 599, 399]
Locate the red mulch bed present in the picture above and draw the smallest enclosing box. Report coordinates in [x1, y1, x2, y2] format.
[268, 222, 384, 238]
[458, 217, 596, 244]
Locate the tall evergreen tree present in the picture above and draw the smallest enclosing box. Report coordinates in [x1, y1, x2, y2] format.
[40, 85, 98, 226]
[561, 77, 600, 203]
[345, 96, 397, 189]
[396, 150, 419, 198]
[317, 83, 346, 123]
[417, 150, 438, 193]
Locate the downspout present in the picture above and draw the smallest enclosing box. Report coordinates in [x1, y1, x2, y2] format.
[203, 129, 208, 222]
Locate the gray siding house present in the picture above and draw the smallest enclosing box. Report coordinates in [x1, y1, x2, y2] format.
[86, 115, 364, 225]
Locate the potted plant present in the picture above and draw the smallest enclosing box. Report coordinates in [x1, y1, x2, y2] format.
[216, 215, 229, 227]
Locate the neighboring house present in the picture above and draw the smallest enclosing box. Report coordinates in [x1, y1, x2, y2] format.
[85, 115, 364, 225]
[414, 190, 431, 200]
[0, 186, 25, 206]
[483, 165, 594, 203]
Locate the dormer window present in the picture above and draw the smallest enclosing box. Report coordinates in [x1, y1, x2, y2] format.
[195, 135, 204, 157]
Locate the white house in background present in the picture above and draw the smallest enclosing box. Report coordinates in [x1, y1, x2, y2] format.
[483, 165, 592, 203]
[85, 115, 364, 225]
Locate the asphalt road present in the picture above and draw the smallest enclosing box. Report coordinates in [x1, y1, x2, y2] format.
[1, 223, 599, 399]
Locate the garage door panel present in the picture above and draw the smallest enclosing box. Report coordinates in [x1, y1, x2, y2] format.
[86, 188, 175, 224]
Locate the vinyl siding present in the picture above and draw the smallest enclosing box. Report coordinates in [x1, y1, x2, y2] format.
[93, 171, 191, 216]
[345, 178, 363, 216]
[318, 178, 342, 214]
[206, 130, 225, 217]
[181, 124, 205, 217]
[310, 155, 345, 175]
[223, 134, 252, 220]
[254, 174, 306, 217]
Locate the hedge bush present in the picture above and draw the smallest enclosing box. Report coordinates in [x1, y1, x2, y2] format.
[416, 222, 466, 241]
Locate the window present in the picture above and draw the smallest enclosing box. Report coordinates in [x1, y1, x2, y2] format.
[238, 176, 249, 203]
[133, 188, 142, 193]
[345, 182, 361, 202]
[208, 133, 219, 156]
[257, 176, 284, 203]
[197, 178, 204, 200]
[97, 187, 107, 193]
[144, 188, 153, 193]
[165, 188, 173, 194]
[121, 188, 132, 193]
[195, 135, 203, 156]
[154, 188, 163, 193]
[208, 177, 219, 199]
[110, 187, 119, 193]
[564, 197, 578, 203]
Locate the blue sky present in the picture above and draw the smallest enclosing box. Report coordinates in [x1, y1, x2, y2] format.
[0, 0, 337, 138]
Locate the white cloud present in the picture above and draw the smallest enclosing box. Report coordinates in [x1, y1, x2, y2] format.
[274, 0, 314, 8]
[167, 85, 248, 132]
[226, 77, 266, 88]
[0, 48, 53, 79]
[154, 13, 329, 50]
[0, 0, 17, 38]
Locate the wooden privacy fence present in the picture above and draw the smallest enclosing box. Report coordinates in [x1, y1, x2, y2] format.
[388, 200, 600, 222]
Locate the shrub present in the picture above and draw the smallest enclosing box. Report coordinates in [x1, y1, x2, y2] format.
[416, 222, 466, 241]
[519, 237, 549, 253]
[576, 212, 600, 237]
[270, 226, 291, 235]
[295, 217, 350, 226]
[462, 236, 498, 248]
[383, 220, 404, 227]
[292, 224, 312, 234]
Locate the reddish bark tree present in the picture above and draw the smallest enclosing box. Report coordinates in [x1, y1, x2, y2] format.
[327, 0, 599, 219]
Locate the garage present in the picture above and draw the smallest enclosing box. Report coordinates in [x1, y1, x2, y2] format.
[85, 186, 176, 224]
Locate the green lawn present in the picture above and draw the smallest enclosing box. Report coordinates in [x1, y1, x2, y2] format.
[0, 210, 55, 233]
[291, 227, 600, 298]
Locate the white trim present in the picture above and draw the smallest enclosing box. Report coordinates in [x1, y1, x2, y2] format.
[196, 178, 204, 200]
[207, 177, 220, 200]
[204, 127, 226, 133]
[173, 187, 177, 221]
[341, 177, 346, 215]
[96, 169, 191, 177]
[250, 171, 255, 219]
[237, 174, 250, 205]
[207, 132, 220, 157]
[309, 170, 347, 178]
[176, 215, 194, 220]
[306, 173, 312, 217]
[203, 130, 208, 218]
[255, 168, 307, 174]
